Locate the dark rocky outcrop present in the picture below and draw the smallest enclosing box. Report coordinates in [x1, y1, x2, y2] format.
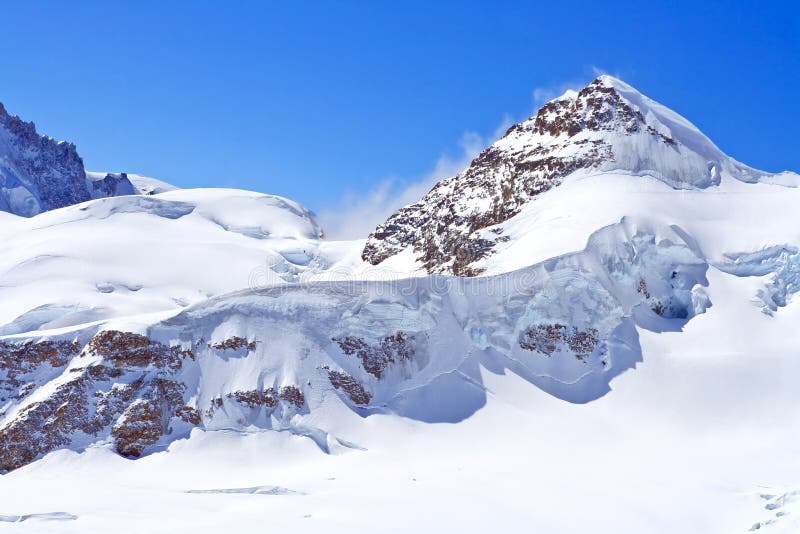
[87, 330, 193, 371]
[209, 336, 257, 352]
[519, 324, 600, 361]
[0, 340, 80, 402]
[0, 103, 149, 217]
[0, 331, 196, 472]
[334, 332, 415, 379]
[325, 368, 372, 405]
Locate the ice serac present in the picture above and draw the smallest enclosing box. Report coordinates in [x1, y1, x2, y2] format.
[0, 103, 89, 217]
[361, 75, 782, 275]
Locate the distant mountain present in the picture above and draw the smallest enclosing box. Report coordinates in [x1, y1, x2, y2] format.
[86, 171, 178, 197]
[0, 103, 89, 216]
[0, 103, 176, 216]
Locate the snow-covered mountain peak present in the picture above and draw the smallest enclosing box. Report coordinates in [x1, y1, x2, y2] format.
[501, 75, 728, 186]
[361, 76, 796, 275]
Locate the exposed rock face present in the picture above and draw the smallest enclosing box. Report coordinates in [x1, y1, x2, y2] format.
[112, 399, 165, 457]
[110, 377, 186, 457]
[0, 326, 390, 471]
[519, 324, 601, 361]
[0, 103, 89, 217]
[227, 389, 277, 408]
[334, 332, 415, 379]
[175, 405, 202, 425]
[361, 76, 717, 275]
[325, 368, 372, 405]
[277, 385, 305, 408]
[87, 330, 193, 371]
[0, 340, 80, 402]
[209, 336, 257, 352]
[0, 330, 326, 471]
[0, 373, 89, 472]
[0, 331, 197, 472]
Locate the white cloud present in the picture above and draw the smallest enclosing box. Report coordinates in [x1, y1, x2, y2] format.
[318, 118, 512, 240]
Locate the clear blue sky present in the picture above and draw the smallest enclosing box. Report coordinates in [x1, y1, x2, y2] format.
[1, 1, 797, 213]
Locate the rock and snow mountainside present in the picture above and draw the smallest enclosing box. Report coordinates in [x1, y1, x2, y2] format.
[0, 103, 89, 217]
[1, 77, 800, 533]
[0, 101, 175, 217]
[362, 76, 797, 275]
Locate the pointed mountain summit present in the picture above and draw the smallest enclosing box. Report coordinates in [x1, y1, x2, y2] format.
[361, 76, 794, 275]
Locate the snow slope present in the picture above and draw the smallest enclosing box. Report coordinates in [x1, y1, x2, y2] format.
[0, 188, 329, 335]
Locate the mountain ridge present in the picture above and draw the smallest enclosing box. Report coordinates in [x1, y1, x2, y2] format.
[0, 102, 89, 216]
[361, 75, 798, 275]
[0, 103, 179, 217]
